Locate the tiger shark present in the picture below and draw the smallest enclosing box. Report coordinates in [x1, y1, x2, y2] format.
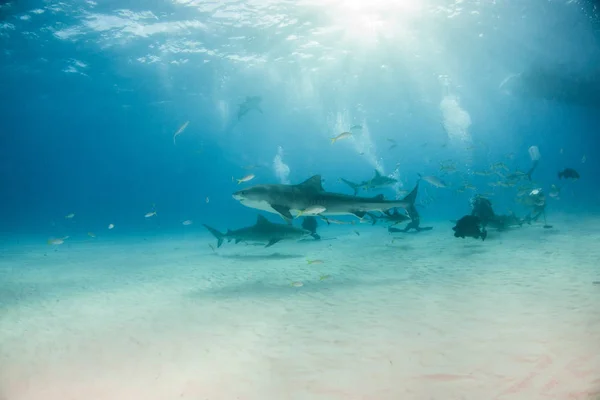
[341, 169, 398, 195]
[203, 215, 311, 248]
[232, 175, 419, 221]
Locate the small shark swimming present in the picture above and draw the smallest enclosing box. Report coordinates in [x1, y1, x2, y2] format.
[203, 215, 311, 248]
[237, 96, 263, 120]
[232, 175, 419, 221]
[341, 170, 397, 195]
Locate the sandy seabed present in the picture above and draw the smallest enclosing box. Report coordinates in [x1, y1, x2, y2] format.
[1, 215, 599, 400]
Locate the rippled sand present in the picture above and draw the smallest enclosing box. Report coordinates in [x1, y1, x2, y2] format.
[1, 216, 599, 399]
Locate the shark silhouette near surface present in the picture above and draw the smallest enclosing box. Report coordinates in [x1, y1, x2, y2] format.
[232, 175, 418, 221]
[341, 170, 398, 195]
[237, 96, 263, 120]
[203, 215, 311, 248]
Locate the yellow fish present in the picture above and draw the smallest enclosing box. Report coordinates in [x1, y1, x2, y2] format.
[237, 174, 255, 184]
[47, 236, 69, 245]
[87, 232, 96, 238]
[145, 211, 157, 218]
[330, 131, 352, 144]
[319, 274, 331, 281]
[65, 213, 75, 219]
[307, 259, 324, 265]
[295, 206, 326, 218]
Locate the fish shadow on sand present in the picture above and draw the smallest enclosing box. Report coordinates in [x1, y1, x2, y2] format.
[189, 276, 410, 299]
[212, 252, 304, 261]
[454, 245, 489, 256]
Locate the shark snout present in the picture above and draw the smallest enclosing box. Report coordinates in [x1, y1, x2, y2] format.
[232, 191, 244, 201]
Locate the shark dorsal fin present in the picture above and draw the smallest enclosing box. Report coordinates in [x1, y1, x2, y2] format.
[372, 194, 385, 201]
[298, 175, 324, 191]
[374, 170, 381, 177]
[256, 215, 270, 225]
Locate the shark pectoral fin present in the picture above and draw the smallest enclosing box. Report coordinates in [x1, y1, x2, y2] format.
[235, 238, 242, 244]
[352, 211, 366, 219]
[265, 238, 282, 248]
[271, 204, 293, 220]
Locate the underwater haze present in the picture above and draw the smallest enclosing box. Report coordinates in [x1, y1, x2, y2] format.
[1, 0, 600, 399]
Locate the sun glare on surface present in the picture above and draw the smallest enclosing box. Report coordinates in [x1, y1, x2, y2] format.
[317, 0, 426, 44]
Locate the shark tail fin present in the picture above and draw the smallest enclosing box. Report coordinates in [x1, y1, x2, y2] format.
[341, 178, 359, 195]
[202, 224, 225, 248]
[401, 180, 420, 206]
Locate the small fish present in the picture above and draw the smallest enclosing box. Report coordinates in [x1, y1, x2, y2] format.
[108, 223, 115, 230]
[307, 259, 324, 265]
[319, 274, 331, 281]
[182, 220, 193, 226]
[491, 162, 509, 172]
[439, 164, 457, 173]
[206, 197, 210, 203]
[47, 236, 69, 245]
[331, 131, 352, 144]
[320, 217, 352, 225]
[65, 213, 75, 219]
[87, 232, 96, 238]
[208, 244, 216, 252]
[581, 155, 587, 163]
[237, 174, 255, 184]
[418, 174, 447, 188]
[145, 211, 157, 218]
[353, 230, 360, 236]
[295, 205, 326, 218]
[388, 144, 397, 150]
[173, 120, 190, 144]
[290, 281, 303, 287]
[350, 124, 362, 130]
[387, 138, 396, 143]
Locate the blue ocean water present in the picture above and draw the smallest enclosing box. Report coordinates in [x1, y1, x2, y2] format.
[1, 1, 600, 399]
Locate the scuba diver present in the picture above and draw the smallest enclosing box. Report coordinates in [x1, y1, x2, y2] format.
[470, 195, 527, 231]
[523, 188, 553, 228]
[388, 204, 433, 233]
[301, 216, 321, 240]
